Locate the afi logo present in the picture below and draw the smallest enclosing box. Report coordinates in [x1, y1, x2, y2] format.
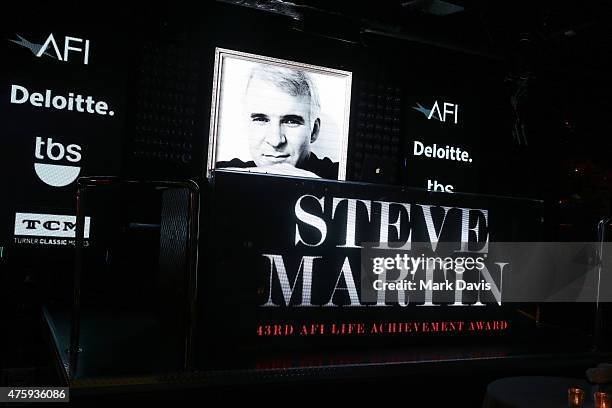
[413, 101, 459, 124]
[34, 137, 82, 187]
[9, 33, 90, 64]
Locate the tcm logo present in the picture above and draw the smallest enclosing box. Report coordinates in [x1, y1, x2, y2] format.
[34, 137, 82, 187]
[9, 33, 90, 64]
[413, 101, 459, 124]
[14, 213, 91, 238]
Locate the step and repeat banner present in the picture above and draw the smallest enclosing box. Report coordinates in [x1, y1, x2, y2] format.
[0, 26, 129, 250]
[400, 49, 507, 194]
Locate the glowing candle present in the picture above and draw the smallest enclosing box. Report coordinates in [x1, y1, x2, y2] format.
[568, 387, 584, 407]
[595, 392, 611, 408]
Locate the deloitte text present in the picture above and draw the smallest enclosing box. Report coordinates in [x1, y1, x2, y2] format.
[413, 141, 472, 163]
[10, 84, 114, 116]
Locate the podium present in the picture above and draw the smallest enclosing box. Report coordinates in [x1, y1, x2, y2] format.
[39, 172, 612, 396]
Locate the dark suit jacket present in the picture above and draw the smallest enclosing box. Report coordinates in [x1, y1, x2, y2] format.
[216, 153, 339, 179]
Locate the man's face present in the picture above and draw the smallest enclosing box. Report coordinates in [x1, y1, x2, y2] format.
[245, 76, 316, 168]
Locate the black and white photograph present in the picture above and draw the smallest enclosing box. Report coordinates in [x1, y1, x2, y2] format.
[207, 48, 352, 180]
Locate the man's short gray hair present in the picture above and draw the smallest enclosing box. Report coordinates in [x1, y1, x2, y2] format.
[246, 64, 321, 127]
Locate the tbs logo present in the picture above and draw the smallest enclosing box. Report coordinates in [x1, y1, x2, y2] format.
[34, 137, 82, 187]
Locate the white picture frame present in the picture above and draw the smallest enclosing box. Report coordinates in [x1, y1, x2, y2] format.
[207, 47, 352, 180]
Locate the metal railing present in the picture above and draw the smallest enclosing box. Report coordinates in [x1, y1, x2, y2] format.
[70, 176, 200, 380]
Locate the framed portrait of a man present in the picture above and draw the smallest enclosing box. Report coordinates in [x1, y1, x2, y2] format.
[207, 48, 352, 180]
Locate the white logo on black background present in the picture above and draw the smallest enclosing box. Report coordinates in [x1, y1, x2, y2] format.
[9, 33, 90, 64]
[10, 84, 114, 116]
[14, 212, 91, 238]
[412, 101, 459, 124]
[34, 137, 82, 187]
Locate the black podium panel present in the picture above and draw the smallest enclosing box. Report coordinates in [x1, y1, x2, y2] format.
[198, 170, 544, 367]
